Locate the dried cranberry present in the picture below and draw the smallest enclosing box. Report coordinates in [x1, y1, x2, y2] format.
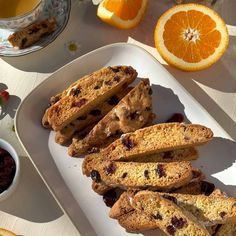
[89, 109, 102, 116]
[77, 115, 87, 120]
[105, 80, 113, 86]
[105, 162, 116, 175]
[107, 95, 119, 105]
[71, 88, 81, 96]
[121, 172, 127, 178]
[124, 66, 133, 74]
[103, 189, 117, 207]
[156, 164, 166, 178]
[42, 23, 47, 28]
[0, 151, 16, 194]
[121, 136, 136, 150]
[21, 38, 27, 47]
[148, 88, 153, 95]
[88, 147, 99, 154]
[144, 170, 149, 179]
[163, 151, 173, 159]
[94, 85, 100, 90]
[200, 181, 215, 196]
[72, 98, 87, 108]
[90, 170, 101, 183]
[163, 194, 177, 204]
[166, 225, 176, 235]
[220, 211, 226, 218]
[152, 213, 163, 220]
[171, 216, 186, 229]
[113, 76, 120, 82]
[109, 66, 121, 73]
[166, 113, 184, 123]
[0, 148, 8, 157]
[129, 111, 139, 120]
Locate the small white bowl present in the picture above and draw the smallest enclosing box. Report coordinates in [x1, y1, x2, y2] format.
[0, 139, 20, 201]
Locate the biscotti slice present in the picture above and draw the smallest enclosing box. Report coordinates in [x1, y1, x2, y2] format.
[103, 123, 213, 161]
[8, 17, 57, 49]
[68, 79, 154, 155]
[111, 190, 217, 234]
[132, 191, 210, 236]
[215, 223, 236, 236]
[86, 160, 195, 191]
[91, 167, 203, 197]
[159, 192, 236, 225]
[47, 66, 137, 131]
[55, 88, 131, 144]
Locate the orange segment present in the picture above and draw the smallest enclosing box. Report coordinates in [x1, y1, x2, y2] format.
[154, 4, 229, 71]
[97, 0, 148, 29]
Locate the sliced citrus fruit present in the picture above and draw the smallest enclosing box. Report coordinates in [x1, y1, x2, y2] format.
[0, 228, 16, 236]
[97, 0, 148, 29]
[154, 4, 229, 71]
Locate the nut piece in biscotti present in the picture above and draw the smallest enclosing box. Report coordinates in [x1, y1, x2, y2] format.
[86, 160, 195, 191]
[103, 123, 213, 161]
[8, 17, 57, 49]
[214, 223, 236, 236]
[47, 66, 137, 131]
[68, 79, 154, 156]
[55, 87, 132, 144]
[132, 191, 210, 236]
[159, 192, 236, 226]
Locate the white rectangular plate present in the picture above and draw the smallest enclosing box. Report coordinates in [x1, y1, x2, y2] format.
[15, 43, 236, 236]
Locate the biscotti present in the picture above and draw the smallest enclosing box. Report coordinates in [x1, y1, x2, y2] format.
[82, 148, 199, 176]
[91, 167, 203, 197]
[86, 160, 195, 191]
[132, 191, 210, 236]
[110, 190, 217, 234]
[159, 192, 236, 225]
[55, 88, 131, 144]
[68, 79, 154, 155]
[214, 223, 236, 236]
[8, 17, 57, 49]
[103, 123, 213, 161]
[47, 66, 137, 131]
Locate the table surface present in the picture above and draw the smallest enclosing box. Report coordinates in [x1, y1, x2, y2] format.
[0, 0, 235, 235]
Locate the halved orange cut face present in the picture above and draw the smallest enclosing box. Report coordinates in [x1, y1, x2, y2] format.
[154, 4, 229, 71]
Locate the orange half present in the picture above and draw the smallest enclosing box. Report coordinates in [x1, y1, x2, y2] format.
[97, 0, 148, 29]
[154, 4, 229, 71]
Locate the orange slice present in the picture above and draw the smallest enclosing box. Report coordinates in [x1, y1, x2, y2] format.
[154, 4, 229, 71]
[97, 0, 148, 29]
[0, 228, 16, 236]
